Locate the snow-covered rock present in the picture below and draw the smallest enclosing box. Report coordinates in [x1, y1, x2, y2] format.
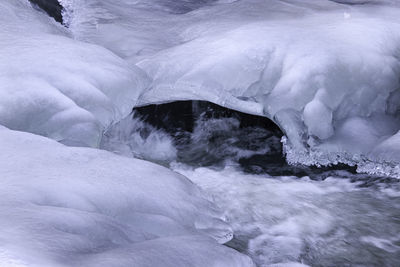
[1, 0, 399, 176]
[0, 0, 149, 147]
[67, 0, 400, 176]
[0, 127, 253, 267]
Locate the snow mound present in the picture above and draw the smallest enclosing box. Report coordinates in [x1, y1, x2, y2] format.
[0, 0, 148, 147]
[67, 0, 400, 176]
[0, 127, 253, 267]
[2, 0, 399, 176]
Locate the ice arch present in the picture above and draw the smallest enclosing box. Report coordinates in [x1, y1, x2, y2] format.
[67, 0, 400, 176]
[2, 0, 400, 177]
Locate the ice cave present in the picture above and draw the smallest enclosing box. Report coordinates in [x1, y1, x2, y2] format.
[0, 0, 399, 266]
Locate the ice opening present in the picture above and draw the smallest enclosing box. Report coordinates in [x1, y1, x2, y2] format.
[100, 100, 400, 266]
[102, 100, 283, 168]
[101, 100, 396, 183]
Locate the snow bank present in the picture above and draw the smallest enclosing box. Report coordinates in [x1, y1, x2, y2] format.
[67, 0, 400, 176]
[2, 0, 399, 176]
[0, 127, 253, 267]
[0, 0, 148, 147]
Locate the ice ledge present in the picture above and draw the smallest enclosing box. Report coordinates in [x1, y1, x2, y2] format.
[283, 136, 400, 179]
[137, 83, 265, 117]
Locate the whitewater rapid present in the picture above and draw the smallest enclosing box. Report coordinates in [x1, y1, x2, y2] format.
[102, 108, 400, 266]
[1, 1, 400, 266]
[173, 166, 400, 267]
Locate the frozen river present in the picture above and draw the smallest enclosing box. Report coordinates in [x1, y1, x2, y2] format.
[103, 104, 400, 266]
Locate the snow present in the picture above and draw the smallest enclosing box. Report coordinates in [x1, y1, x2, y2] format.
[1, 0, 400, 265]
[0, 0, 149, 147]
[134, 8, 400, 175]
[1, 0, 398, 175]
[0, 127, 253, 267]
[64, 0, 400, 176]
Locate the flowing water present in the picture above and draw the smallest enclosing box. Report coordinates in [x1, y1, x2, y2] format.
[173, 166, 400, 267]
[101, 102, 400, 267]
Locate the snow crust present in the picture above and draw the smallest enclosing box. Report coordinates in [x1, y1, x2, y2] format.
[64, 0, 400, 176]
[0, 127, 253, 267]
[0, 0, 148, 147]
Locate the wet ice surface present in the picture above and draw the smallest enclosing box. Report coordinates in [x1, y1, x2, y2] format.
[102, 107, 400, 266]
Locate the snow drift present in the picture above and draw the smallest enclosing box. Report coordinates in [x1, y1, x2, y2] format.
[0, 126, 253, 267]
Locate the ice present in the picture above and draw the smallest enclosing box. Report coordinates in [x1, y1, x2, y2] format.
[0, 0, 149, 147]
[4, 1, 400, 265]
[64, 0, 400, 175]
[370, 130, 400, 163]
[135, 9, 400, 175]
[357, 130, 400, 177]
[2, 1, 400, 265]
[0, 127, 253, 266]
[303, 100, 334, 140]
[2, 0, 399, 175]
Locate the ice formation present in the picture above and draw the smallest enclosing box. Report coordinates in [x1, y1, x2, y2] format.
[1, 0, 400, 265]
[0, 0, 149, 147]
[0, 127, 253, 266]
[66, 0, 400, 176]
[1, 0, 399, 175]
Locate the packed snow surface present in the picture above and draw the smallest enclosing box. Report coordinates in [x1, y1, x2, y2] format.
[0, 127, 253, 267]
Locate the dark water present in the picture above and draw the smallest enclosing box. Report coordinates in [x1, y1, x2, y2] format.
[132, 101, 398, 187]
[102, 101, 400, 267]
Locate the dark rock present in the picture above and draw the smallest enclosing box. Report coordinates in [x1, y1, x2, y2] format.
[29, 0, 63, 24]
